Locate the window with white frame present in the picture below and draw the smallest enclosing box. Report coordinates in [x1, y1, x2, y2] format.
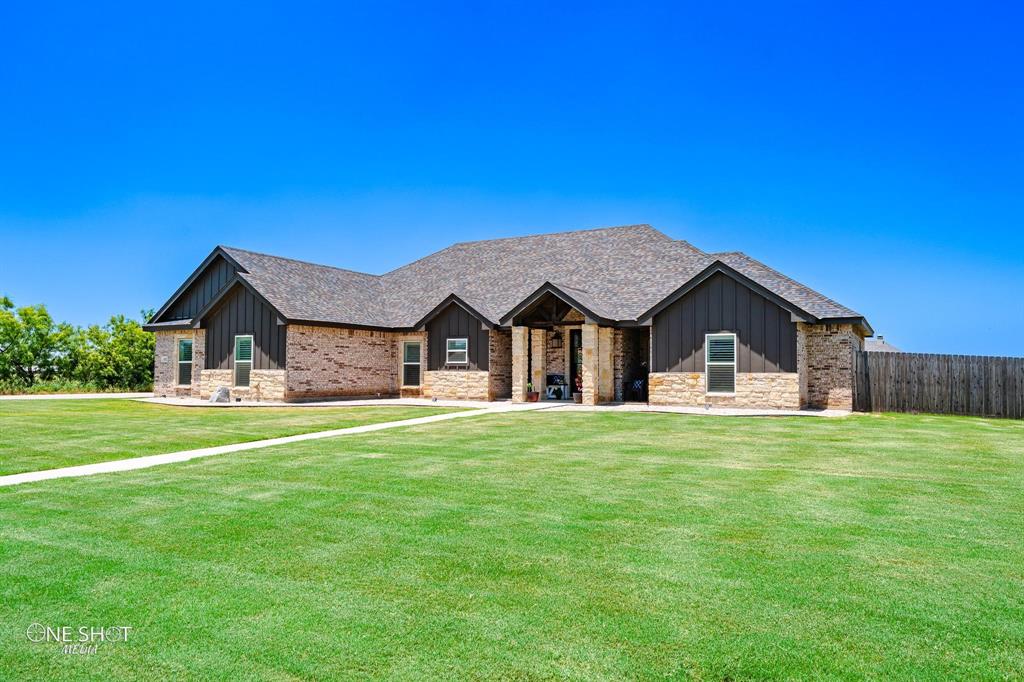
[402, 341, 421, 386]
[234, 335, 253, 387]
[705, 333, 736, 394]
[177, 339, 193, 386]
[446, 338, 468, 365]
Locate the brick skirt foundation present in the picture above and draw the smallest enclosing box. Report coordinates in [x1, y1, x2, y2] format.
[648, 372, 801, 409]
[422, 370, 490, 401]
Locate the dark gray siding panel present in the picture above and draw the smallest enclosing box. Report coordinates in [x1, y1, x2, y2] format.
[167, 256, 238, 321]
[426, 303, 490, 371]
[203, 284, 286, 370]
[651, 272, 797, 374]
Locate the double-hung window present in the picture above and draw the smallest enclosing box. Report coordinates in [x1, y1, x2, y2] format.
[705, 333, 736, 394]
[234, 335, 253, 387]
[403, 342, 421, 386]
[177, 339, 193, 386]
[446, 338, 468, 365]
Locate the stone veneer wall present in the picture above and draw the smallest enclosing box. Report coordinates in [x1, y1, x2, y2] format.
[648, 372, 801, 409]
[199, 369, 286, 402]
[488, 329, 512, 400]
[285, 324, 399, 399]
[153, 329, 205, 398]
[511, 327, 529, 402]
[801, 322, 862, 410]
[422, 370, 490, 400]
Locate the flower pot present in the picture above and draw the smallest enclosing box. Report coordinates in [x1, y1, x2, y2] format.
[573, 392, 582, 404]
[526, 392, 540, 402]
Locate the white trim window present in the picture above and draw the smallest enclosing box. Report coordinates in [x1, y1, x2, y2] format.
[402, 341, 422, 387]
[234, 335, 253, 387]
[705, 333, 736, 394]
[177, 339, 193, 386]
[446, 337, 468, 365]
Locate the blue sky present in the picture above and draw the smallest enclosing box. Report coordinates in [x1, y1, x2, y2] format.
[1, 2, 1021, 355]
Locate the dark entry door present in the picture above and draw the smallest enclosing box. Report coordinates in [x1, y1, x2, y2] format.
[568, 329, 582, 394]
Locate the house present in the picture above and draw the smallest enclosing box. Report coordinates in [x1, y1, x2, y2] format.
[144, 224, 872, 410]
[864, 336, 901, 352]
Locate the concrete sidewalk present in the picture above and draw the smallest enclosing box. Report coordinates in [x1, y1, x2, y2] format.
[0, 392, 153, 401]
[138, 395, 849, 417]
[0, 402, 555, 488]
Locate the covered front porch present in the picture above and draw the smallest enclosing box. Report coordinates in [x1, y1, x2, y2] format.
[502, 283, 649, 406]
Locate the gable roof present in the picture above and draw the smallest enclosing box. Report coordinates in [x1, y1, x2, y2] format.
[148, 224, 869, 333]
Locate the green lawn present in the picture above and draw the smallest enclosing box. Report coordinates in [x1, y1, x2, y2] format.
[0, 399, 462, 475]
[1, 411, 1023, 679]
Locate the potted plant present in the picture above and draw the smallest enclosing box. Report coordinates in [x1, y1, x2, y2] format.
[573, 375, 583, 403]
[526, 382, 540, 402]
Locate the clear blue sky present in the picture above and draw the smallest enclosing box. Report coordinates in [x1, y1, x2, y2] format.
[1, 2, 1021, 355]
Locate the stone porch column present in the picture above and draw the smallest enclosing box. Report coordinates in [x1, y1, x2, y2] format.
[581, 323, 598, 405]
[511, 326, 529, 402]
[598, 326, 614, 402]
[530, 328, 547, 398]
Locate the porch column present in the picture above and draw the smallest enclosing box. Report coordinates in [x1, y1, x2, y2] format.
[530, 328, 547, 398]
[511, 326, 529, 402]
[581, 323, 598, 405]
[598, 326, 614, 402]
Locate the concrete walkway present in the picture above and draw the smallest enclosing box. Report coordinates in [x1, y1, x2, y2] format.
[0, 402, 553, 488]
[139, 396, 500, 409]
[0, 392, 153, 401]
[138, 395, 849, 417]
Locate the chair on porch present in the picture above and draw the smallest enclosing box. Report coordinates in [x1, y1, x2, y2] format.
[627, 377, 647, 402]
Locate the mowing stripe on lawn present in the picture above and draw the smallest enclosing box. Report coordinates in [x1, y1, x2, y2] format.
[0, 406, 550, 487]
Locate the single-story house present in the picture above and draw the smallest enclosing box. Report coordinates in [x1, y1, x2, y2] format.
[864, 336, 901, 352]
[144, 224, 872, 409]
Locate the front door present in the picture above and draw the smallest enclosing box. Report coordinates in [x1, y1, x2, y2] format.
[568, 329, 582, 395]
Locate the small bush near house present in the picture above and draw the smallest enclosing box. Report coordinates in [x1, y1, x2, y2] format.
[0, 296, 154, 393]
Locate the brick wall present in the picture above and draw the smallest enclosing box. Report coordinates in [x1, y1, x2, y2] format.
[649, 372, 801, 409]
[801, 322, 862, 410]
[613, 329, 625, 401]
[545, 329, 565, 375]
[153, 329, 204, 398]
[285, 325, 399, 399]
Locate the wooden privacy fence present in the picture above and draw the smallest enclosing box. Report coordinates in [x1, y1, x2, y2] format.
[854, 351, 1024, 419]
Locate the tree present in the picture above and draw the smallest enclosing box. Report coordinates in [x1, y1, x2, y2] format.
[0, 298, 74, 386]
[68, 311, 155, 390]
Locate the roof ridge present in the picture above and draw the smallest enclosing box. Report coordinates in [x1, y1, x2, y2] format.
[220, 245, 380, 278]
[448, 223, 663, 248]
[379, 224, 668, 278]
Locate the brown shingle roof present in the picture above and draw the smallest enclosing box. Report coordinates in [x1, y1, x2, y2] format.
[214, 224, 865, 329]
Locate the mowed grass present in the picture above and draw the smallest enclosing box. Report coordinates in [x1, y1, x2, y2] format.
[0, 399, 463, 475]
[1, 411, 1023, 680]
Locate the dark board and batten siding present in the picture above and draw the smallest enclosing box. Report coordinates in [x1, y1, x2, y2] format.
[854, 351, 1024, 419]
[204, 284, 287, 370]
[426, 303, 489, 371]
[166, 255, 238, 321]
[651, 272, 797, 373]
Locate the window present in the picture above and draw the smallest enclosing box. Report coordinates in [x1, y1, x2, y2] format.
[234, 335, 253, 387]
[402, 342, 421, 386]
[705, 333, 736, 394]
[177, 339, 193, 386]
[446, 338, 468, 365]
